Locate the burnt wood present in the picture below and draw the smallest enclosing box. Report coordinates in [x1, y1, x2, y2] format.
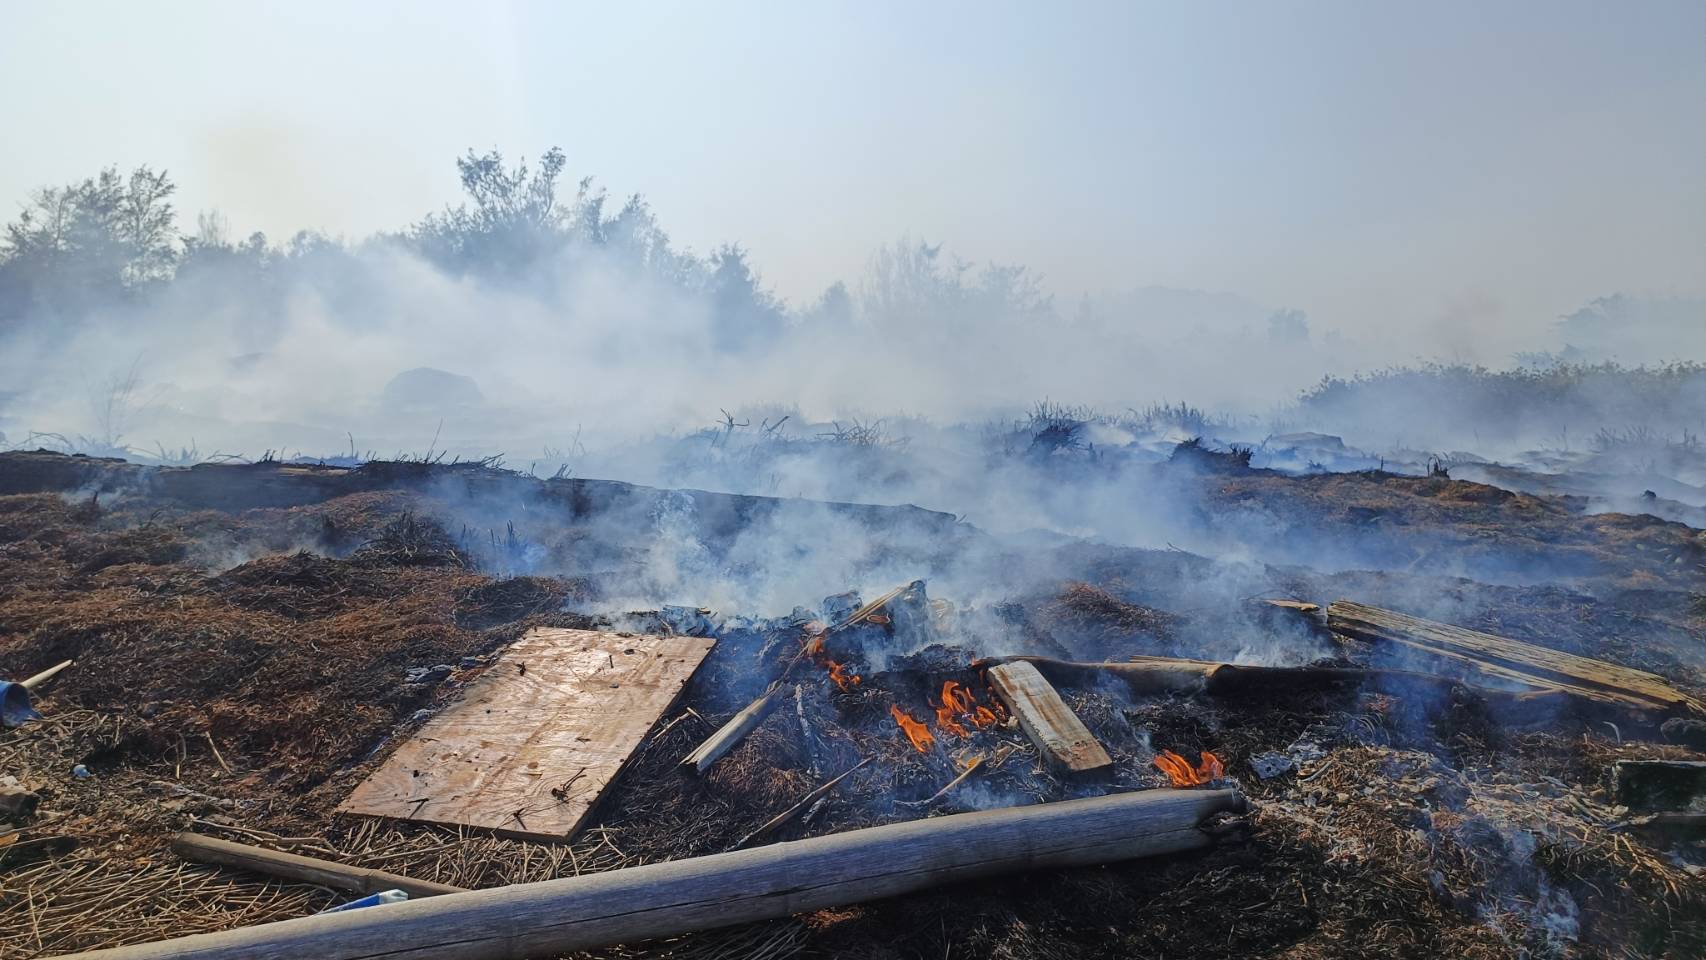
[681, 682, 786, 775]
[171, 834, 465, 899]
[1327, 600, 1704, 716]
[986, 661, 1113, 773]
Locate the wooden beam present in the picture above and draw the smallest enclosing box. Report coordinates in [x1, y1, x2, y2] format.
[976, 655, 1603, 724]
[1327, 600, 1705, 716]
[50, 789, 1243, 960]
[172, 833, 466, 899]
[985, 661, 1113, 774]
[339, 628, 716, 842]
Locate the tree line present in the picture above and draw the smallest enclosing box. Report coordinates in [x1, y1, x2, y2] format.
[0, 148, 1051, 353]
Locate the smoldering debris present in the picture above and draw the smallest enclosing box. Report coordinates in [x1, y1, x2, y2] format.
[1, 451, 1705, 960]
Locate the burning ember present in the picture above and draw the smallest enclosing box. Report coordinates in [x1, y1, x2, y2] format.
[803, 633, 861, 691]
[934, 680, 1005, 737]
[889, 704, 936, 753]
[827, 660, 861, 691]
[933, 703, 969, 738]
[1153, 749, 1224, 787]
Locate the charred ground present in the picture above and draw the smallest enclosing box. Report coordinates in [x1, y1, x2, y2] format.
[0, 451, 1703, 959]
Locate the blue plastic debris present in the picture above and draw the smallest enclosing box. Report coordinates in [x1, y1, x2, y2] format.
[0, 681, 44, 728]
[1, 659, 74, 728]
[320, 889, 409, 913]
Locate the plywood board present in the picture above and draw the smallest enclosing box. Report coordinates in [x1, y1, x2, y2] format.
[338, 627, 716, 841]
[986, 661, 1113, 773]
[1329, 600, 1705, 715]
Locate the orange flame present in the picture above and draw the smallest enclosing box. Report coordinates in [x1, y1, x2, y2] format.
[934, 703, 970, 738]
[890, 704, 936, 753]
[931, 681, 971, 737]
[1153, 749, 1224, 787]
[803, 632, 860, 691]
[827, 660, 861, 691]
[934, 680, 1005, 735]
[942, 680, 976, 713]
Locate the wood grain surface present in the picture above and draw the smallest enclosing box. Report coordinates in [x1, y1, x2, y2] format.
[338, 628, 716, 841]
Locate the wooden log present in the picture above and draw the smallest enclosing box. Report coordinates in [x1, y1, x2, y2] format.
[172, 833, 466, 899]
[54, 789, 1242, 960]
[681, 683, 786, 775]
[977, 655, 1595, 723]
[1327, 600, 1705, 716]
[985, 662, 1113, 773]
[1611, 760, 1706, 812]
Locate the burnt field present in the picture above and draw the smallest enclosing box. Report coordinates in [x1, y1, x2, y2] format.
[1, 450, 1704, 959]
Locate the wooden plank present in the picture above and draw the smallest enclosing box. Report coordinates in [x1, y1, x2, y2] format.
[338, 628, 715, 842]
[58, 789, 1245, 960]
[1328, 600, 1705, 716]
[985, 661, 1113, 773]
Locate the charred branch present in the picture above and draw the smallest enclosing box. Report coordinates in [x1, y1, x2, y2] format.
[681, 683, 787, 776]
[170, 833, 466, 899]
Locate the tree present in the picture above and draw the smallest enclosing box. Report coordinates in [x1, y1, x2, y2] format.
[1267, 308, 1309, 344]
[860, 236, 1052, 333]
[706, 244, 786, 351]
[411, 147, 569, 276]
[0, 165, 179, 329]
[803, 281, 855, 328]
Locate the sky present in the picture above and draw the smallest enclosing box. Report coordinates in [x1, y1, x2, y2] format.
[2, 0, 1704, 354]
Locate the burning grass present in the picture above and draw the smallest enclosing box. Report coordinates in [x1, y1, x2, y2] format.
[2, 457, 1705, 959]
[1152, 749, 1224, 786]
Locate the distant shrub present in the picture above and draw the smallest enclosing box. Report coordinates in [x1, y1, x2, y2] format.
[1291, 361, 1706, 453]
[1169, 437, 1254, 473]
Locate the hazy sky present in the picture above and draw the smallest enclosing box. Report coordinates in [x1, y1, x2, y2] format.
[3, 1, 1703, 352]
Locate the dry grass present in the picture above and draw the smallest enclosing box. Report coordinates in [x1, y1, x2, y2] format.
[3, 465, 1705, 959]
